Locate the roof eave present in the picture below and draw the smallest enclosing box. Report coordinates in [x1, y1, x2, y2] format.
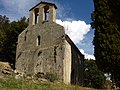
[29, 1, 57, 11]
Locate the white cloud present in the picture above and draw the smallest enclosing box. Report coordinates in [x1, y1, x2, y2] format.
[56, 19, 91, 44]
[56, 20, 94, 60]
[79, 49, 95, 60]
[85, 54, 95, 60]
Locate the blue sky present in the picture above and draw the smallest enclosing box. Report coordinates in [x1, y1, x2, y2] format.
[55, 0, 94, 23]
[0, 0, 95, 59]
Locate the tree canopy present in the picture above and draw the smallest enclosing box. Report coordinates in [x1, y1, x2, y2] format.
[93, 0, 120, 87]
[0, 15, 28, 69]
[84, 59, 106, 89]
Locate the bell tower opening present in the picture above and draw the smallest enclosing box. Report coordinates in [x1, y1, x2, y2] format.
[44, 5, 49, 21]
[29, 1, 57, 25]
[34, 8, 39, 24]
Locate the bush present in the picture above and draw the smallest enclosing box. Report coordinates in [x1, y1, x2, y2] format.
[44, 72, 57, 82]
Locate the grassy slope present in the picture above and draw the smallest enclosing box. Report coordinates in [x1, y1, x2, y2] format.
[0, 76, 94, 90]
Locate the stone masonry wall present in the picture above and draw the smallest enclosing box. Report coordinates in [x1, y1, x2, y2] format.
[16, 19, 65, 80]
[63, 39, 72, 84]
[71, 41, 84, 85]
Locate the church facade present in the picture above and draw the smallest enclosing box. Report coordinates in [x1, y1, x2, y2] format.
[16, 1, 84, 85]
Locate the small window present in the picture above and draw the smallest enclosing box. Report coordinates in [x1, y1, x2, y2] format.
[25, 35, 27, 41]
[37, 36, 40, 46]
[34, 8, 39, 24]
[44, 5, 49, 21]
[45, 12, 49, 21]
[24, 31, 28, 41]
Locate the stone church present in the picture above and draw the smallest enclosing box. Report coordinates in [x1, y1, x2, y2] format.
[16, 1, 84, 85]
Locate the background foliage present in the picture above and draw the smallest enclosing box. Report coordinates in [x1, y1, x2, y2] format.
[0, 15, 28, 69]
[84, 59, 106, 89]
[93, 0, 120, 87]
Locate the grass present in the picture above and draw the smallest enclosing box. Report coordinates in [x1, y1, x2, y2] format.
[0, 76, 94, 90]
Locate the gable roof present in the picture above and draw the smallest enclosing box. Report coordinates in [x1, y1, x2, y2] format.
[29, 1, 57, 11]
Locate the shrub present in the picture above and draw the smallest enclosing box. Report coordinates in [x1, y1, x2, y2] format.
[44, 72, 57, 82]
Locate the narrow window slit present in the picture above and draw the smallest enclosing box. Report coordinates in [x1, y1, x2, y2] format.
[24, 31, 28, 41]
[37, 36, 40, 46]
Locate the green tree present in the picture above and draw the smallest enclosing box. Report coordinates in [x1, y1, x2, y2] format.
[0, 15, 10, 62]
[84, 59, 106, 89]
[93, 0, 120, 87]
[0, 15, 28, 69]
